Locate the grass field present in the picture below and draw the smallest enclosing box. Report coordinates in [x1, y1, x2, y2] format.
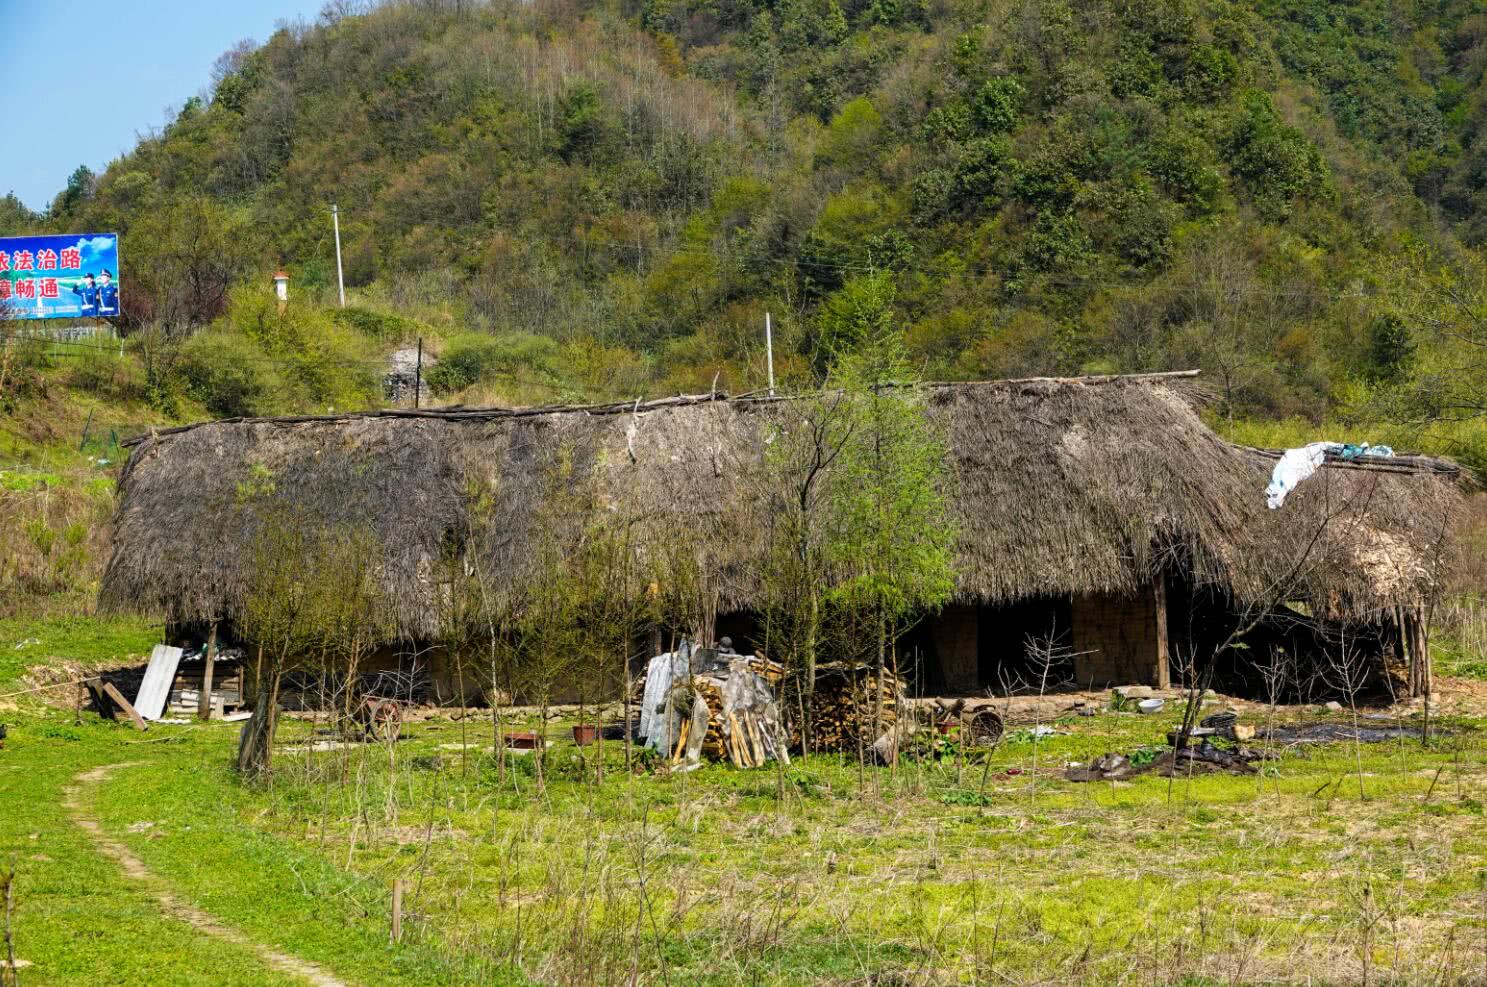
[1, 624, 1486, 986]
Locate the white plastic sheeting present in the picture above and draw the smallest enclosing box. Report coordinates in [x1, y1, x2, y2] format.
[636, 645, 789, 767]
[1265, 442, 1339, 510]
[638, 642, 694, 753]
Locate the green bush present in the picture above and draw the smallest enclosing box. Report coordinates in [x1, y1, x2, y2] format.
[972, 78, 1023, 133]
[178, 331, 282, 418]
[1225, 91, 1333, 219]
[424, 332, 561, 396]
[331, 306, 425, 343]
[65, 345, 138, 401]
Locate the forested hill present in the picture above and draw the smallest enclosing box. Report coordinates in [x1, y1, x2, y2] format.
[11, 0, 1487, 437]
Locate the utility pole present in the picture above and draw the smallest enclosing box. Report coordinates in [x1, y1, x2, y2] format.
[765, 311, 775, 396]
[331, 204, 346, 308]
[414, 336, 423, 409]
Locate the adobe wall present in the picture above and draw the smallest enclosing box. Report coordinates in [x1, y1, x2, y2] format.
[1072, 586, 1165, 686]
[930, 604, 980, 692]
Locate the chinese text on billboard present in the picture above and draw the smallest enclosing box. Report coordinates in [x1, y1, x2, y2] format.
[0, 233, 120, 321]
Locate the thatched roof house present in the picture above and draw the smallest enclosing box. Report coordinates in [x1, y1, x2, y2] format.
[101, 372, 1465, 695]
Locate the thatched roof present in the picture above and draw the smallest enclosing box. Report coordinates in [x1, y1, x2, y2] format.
[100, 372, 1465, 638]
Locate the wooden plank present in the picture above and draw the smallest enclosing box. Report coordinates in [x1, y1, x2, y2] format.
[391, 879, 404, 944]
[135, 645, 183, 721]
[101, 681, 148, 731]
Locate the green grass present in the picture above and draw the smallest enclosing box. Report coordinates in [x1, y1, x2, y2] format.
[3, 698, 1481, 985]
[0, 617, 1484, 984]
[0, 715, 510, 986]
[0, 613, 160, 690]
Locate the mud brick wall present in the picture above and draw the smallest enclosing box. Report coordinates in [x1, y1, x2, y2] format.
[931, 604, 980, 692]
[1072, 586, 1162, 686]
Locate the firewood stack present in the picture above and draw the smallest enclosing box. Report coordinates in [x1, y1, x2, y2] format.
[669, 676, 729, 761]
[800, 662, 907, 754]
[636, 651, 790, 769]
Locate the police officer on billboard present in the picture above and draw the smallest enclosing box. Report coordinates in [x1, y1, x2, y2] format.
[69, 273, 99, 316]
[97, 270, 118, 316]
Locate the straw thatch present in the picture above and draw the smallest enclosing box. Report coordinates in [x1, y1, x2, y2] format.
[100, 372, 1465, 640]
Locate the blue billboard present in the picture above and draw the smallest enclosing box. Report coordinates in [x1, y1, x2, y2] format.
[0, 233, 120, 321]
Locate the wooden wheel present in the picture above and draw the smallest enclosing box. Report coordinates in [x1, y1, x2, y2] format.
[966, 708, 1004, 745]
[365, 698, 403, 741]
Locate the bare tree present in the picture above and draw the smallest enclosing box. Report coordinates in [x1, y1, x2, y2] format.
[1323, 628, 1373, 801]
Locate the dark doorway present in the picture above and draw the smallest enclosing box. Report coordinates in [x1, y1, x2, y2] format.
[904, 596, 1074, 695]
[978, 596, 1073, 691]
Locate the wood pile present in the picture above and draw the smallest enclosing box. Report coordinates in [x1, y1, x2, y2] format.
[664, 672, 790, 768]
[801, 662, 907, 755]
[671, 676, 728, 761]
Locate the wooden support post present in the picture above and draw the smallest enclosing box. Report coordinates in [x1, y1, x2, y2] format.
[1400, 607, 1433, 699]
[1414, 608, 1432, 698]
[1153, 572, 1170, 690]
[198, 622, 218, 721]
[391, 878, 404, 944]
[101, 681, 148, 731]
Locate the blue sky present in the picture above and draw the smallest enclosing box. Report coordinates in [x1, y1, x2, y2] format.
[0, 0, 322, 212]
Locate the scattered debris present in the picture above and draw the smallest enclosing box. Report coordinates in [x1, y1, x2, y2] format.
[1068, 740, 1260, 781]
[1005, 725, 1060, 742]
[279, 740, 352, 754]
[1259, 723, 1430, 743]
[1066, 753, 1137, 782]
[1166, 723, 1255, 744]
[930, 698, 1005, 745]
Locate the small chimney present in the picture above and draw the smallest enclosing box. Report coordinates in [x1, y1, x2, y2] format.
[272, 270, 289, 312]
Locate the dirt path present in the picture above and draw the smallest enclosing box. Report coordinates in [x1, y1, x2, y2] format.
[64, 763, 355, 987]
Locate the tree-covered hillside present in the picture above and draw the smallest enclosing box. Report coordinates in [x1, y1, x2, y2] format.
[10, 0, 1487, 450]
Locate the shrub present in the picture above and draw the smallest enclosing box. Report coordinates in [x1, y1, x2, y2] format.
[65, 346, 139, 401]
[332, 306, 425, 343]
[1225, 91, 1333, 219]
[972, 78, 1023, 133]
[424, 332, 561, 396]
[178, 331, 282, 418]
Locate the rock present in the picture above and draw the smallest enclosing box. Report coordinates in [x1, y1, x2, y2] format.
[1324, 701, 1344, 712]
[1114, 686, 1153, 699]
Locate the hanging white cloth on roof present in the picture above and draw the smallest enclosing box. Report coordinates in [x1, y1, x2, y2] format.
[1266, 442, 1339, 509]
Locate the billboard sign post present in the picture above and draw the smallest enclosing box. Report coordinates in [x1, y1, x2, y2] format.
[0, 233, 120, 321]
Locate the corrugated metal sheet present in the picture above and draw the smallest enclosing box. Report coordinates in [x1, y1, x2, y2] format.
[135, 645, 183, 720]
